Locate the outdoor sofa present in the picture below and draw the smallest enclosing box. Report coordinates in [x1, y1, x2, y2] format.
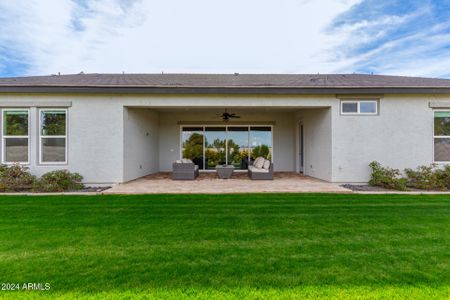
[248, 157, 273, 180]
[172, 159, 199, 180]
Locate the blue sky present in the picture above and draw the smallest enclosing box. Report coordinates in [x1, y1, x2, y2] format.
[1, 0, 450, 78]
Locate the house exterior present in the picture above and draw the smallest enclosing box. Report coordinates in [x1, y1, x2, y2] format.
[0, 73, 449, 185]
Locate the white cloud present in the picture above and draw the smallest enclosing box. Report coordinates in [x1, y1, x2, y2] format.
[5, 0, 450, 78]
[0, 0, 360, 76]
[328, 3, 450, 78]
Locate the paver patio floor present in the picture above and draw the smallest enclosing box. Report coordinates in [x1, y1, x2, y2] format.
[105, 172, 351, 194]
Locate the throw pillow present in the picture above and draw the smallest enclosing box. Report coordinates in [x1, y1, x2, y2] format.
[254, 157, 265, 169]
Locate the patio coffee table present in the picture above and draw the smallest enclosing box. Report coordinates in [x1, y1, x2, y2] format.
[215, 165, 234, 179]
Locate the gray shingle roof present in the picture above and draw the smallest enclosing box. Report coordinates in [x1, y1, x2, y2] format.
[1, 73, 450, 94]
[2, 73, 450, 87]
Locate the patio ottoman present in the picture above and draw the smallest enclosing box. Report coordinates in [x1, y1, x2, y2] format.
[216, 165, 234, 179]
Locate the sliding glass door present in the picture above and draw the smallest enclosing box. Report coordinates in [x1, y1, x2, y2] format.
[181, 127, 204, 168]
[227, 127, 250, 169]
[181, 125, 272, 170]
[205, 127, 226, 169]
[250, 126, 273, 161]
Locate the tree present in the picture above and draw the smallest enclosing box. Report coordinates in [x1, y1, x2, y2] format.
[226, 139, 241, 165]
[252, 144, 270, 159]
[182, 133, 203, 160]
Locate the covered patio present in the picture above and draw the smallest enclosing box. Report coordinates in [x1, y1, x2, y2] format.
[123, 105, 334, 183]
[105, 173, 350, 194]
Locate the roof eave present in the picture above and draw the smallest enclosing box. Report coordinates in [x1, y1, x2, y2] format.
[1, 86, 450, 95]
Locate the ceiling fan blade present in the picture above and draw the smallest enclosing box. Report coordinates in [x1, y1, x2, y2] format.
[213, 109, 240, 121]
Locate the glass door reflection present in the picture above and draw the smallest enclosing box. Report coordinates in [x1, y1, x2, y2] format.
[205, 127, 226, 169]
[227, 127, 250, 169]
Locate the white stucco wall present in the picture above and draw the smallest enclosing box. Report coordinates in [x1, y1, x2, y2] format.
[0, 93, 447, 184]
[123, 108, 159, 182]
[331, 95, 437, 183]
[0, 94, 124, 184]
[295, 108, 333, 182]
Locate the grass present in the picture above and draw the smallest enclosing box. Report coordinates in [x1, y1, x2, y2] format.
[0, 193, 449, 299]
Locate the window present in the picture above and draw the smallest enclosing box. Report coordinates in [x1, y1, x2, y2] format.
[2, 109, 30, 164]
[434, 111, 450, 162]
[39, 109, 67, 164]
[181, 125, 272, 170]
[341, 100, 378, 115]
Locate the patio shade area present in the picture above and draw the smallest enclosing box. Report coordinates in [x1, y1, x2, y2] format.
[123, 106, 333, 183]
[105, 173, 350, 194]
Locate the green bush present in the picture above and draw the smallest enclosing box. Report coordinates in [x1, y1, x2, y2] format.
[0, 164, 36, 192]
[368, 161, 407, 190]
[436, 165, 450, 190]
[405, 164, 447, 190]
[33, 170, 84, 192]
[0, 164, 9, 174]
[252, 145, 270, 160]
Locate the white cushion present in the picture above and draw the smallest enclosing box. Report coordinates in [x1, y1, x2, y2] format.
[263, 159, 271, 170]
[254, 157, 265, 169]
[182, 158, 192, 163]
[175, 160, 182, 163]
[194, 165, 199, 171]
[249, 166, 269, 173]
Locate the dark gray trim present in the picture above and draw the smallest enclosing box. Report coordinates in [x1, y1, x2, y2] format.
[1, 86, 450, 95]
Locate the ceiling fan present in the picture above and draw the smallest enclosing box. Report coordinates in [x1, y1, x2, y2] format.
[217, 109, 240, 122]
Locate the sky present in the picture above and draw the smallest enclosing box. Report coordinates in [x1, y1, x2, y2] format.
[1, 0, 450, 78]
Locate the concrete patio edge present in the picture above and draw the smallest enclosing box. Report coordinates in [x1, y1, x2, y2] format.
[3, 190, 450, 195]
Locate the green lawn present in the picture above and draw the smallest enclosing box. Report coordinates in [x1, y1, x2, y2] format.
[0, 193, 449, 299]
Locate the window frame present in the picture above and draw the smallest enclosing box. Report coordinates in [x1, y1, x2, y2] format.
[433, 109, 450, 164]
[179, 124, 274, 172]
[1, 108, 31, 165]
[38, 108, 68, 165]
[340, 99, 378, 115]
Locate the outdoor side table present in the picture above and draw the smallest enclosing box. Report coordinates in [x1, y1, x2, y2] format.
[215, 165, 234, 179]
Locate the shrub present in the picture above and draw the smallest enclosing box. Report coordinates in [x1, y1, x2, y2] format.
[368, 161, 407, 190]
[0, 164, 36, 192]
[436, 165, 450, 190]
[33, 170, 84, 192]
[405, 164, 446, 190]
[0, 164, 9, 175]
[252, 145, 270, 159]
